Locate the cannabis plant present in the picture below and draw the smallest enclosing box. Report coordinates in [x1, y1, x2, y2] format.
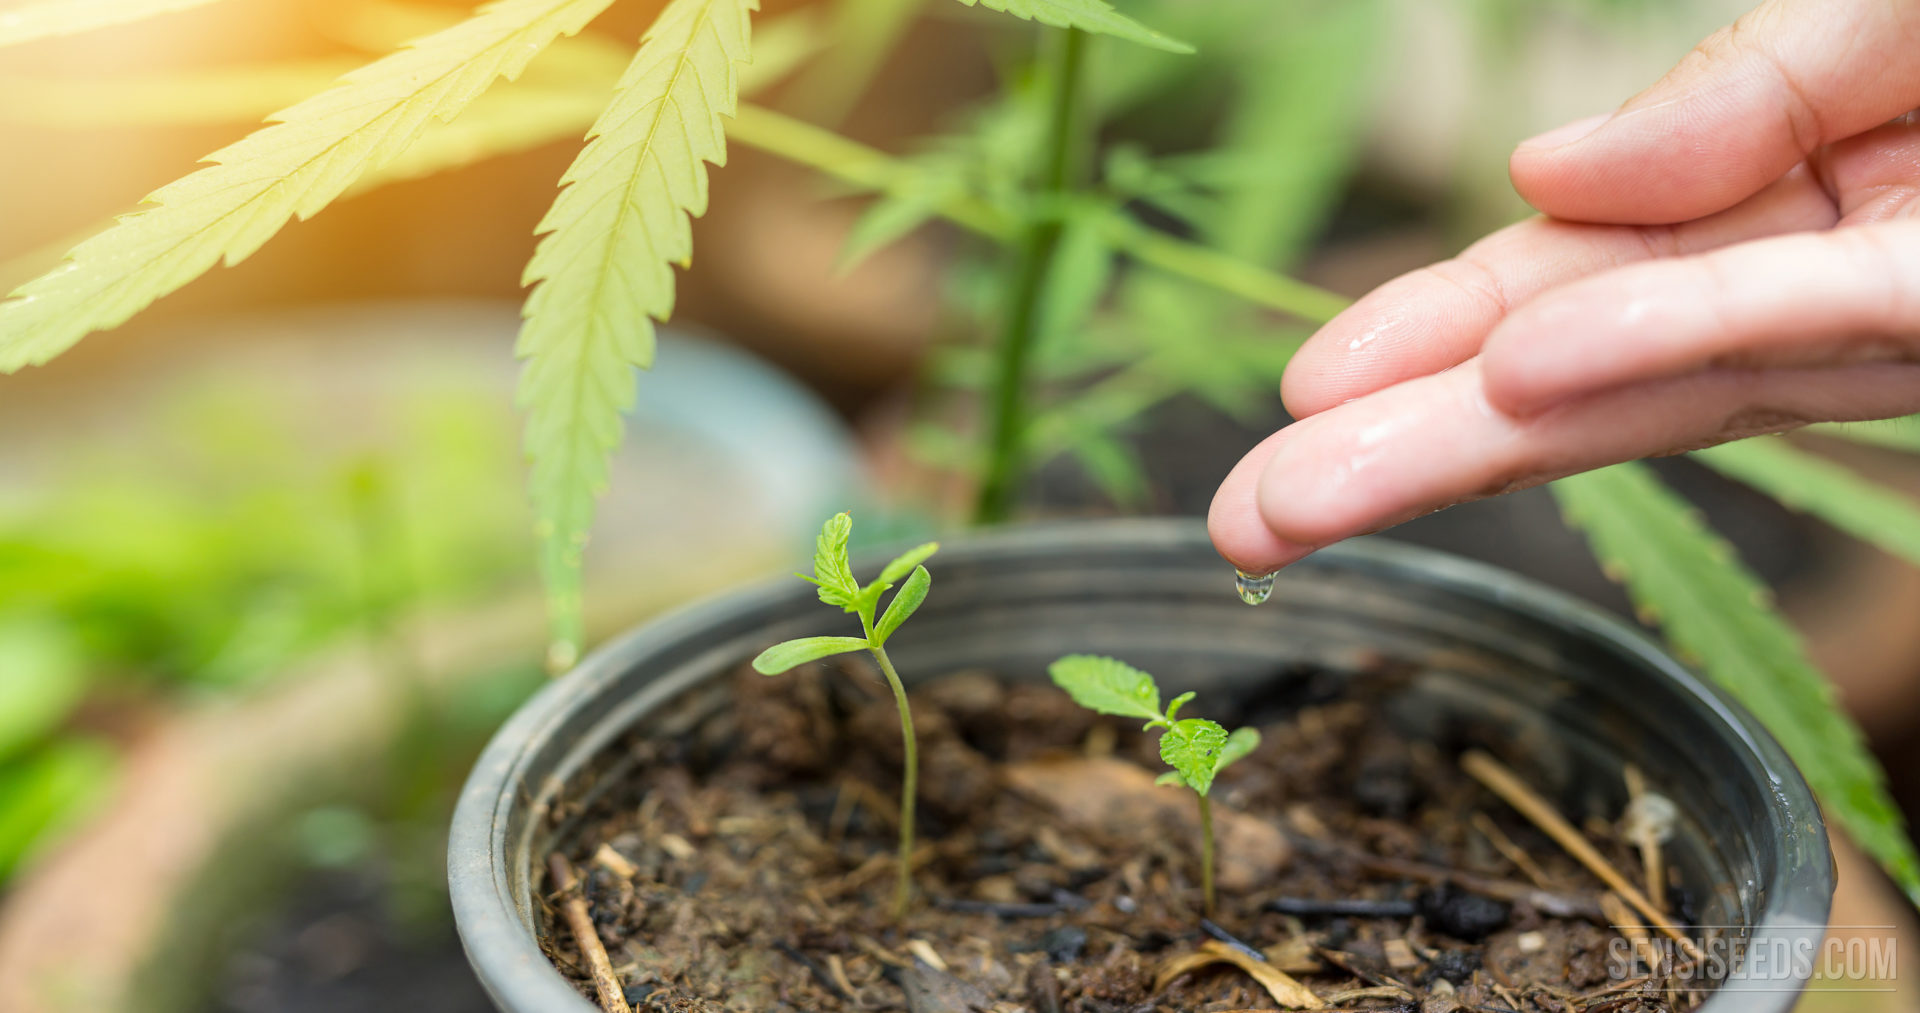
[1048, 654, 1257, 915]
[2, 0, 1918, 905]
[753, 512, 936, 918]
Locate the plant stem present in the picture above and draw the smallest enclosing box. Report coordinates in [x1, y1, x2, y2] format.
[866, 640, 918, 920]
[1198, 793, 1217, 916]
[725, 103, 1349, 323]
[974, 27, 1088, 524]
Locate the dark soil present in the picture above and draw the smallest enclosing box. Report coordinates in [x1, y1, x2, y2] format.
[538, 660, 1707, 1012]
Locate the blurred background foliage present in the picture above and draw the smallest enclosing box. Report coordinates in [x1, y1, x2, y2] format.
[3, 0, 1918, 1009]
[0, 370, 534, 878]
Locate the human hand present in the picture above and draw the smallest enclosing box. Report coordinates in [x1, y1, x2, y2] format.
[1209, 0, 1920, 574]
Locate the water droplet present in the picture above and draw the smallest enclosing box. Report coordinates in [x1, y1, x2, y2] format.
[1234, 569, 1276, 605]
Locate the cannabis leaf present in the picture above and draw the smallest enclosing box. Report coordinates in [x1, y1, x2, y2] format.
[1047, 653, 1258, 913]
[1693, 438, 1920, 568]
[1552, 461, 1920, 905]
[802, 512, 861, 609]
[751, 636, 870, 674]
[515, 0, 755, 666]
[873, 565, 931, 643]
[0, 0, 230, 50]
[0, 0, 617, 374]
[758, 512, 938, 917]
[955, 0, 1193, 54]
[1047, 653, 1163, 722]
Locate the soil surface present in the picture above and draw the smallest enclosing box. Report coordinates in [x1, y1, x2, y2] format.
[539, 660, 1707, 1012]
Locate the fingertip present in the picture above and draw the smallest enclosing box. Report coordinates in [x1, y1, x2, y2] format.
[1207, 480, 1314, 575]
[1208, 430, 1316, 574]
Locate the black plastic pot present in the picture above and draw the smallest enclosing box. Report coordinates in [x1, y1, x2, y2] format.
[449, 520, 1833, 1012]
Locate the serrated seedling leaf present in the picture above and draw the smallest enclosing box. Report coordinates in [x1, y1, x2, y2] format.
[878, 541, 939, 585]
[1159, 718, 1228, 797]
[874, 565, 930, 644]
[1217, 726, 1260, 773]
[1047, 654, 1163, 722]
[808, 512, 861, 610]
[751, 636, 870, 675]
[1164, 690, 1195, 722]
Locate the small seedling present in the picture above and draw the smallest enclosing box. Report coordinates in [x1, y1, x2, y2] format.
[752, 512, 937, 919]
[1047, 654, 1260, 915]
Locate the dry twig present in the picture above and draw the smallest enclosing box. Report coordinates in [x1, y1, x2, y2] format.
[1461, 751, 1700, 962]
[547, 853, 632, 1013]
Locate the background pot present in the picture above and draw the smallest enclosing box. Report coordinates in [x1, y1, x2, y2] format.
[449, 519, 1834, 1013]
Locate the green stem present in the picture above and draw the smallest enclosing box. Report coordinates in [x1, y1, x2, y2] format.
[1198, 793, 1217, 916]
[725, 104, 1348, 323]
[866, 639, 918, 920]
[973, 28, 1088, 524]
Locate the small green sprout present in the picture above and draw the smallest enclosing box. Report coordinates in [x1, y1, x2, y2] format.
[752, 512, 937, 919]
[1047, 654, 1260, 915]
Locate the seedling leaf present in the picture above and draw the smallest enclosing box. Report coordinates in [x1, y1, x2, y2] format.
[1553, 461, 1920, 905]
[752, 636, 870, 675]
[1164, 690, 1195, 722]
[874, 565, 931, 644]
[1154, 771, 1185, 787]
[1047, 654, 1162, 722]
[800, 512, 861, 609]
[1159, 718, 1228, 797]
[1217, 726, 1260, 773]
[952, 0, 1193, 54]
[878, 542, 939, 585]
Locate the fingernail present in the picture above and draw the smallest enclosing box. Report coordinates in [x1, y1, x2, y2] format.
[1517, 112, 1610, 152]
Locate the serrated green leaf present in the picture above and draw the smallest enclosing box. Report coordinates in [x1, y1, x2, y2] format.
[801, 512, 861, 609]
[1164, 690, 1194, 722]
[1047, 653, 1162, 722]
[1694, 438, 1920, 569]
[954, 0, 1192, 54]
[1159, 717, 1227, 796]
[1217, 725, 1259, 773]
[878, 542, 939, 585]
[874, 565, 931, 644]
[751, 635, 870, 674]
[0, 0, 230, 50]
[1552, 462, 1920, 905]
[516, 0, 756, 664]
[0, 0, 618, 374]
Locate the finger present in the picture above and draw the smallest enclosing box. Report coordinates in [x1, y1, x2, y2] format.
[1817, 116, 1920, 225]
[1281, 167, 1837, 418]
[1480, 220, 1920, 417]
[1510, 0, 1920, 224]
[1207, 427, 1316, 574]
[1233, 360, 1920, 562]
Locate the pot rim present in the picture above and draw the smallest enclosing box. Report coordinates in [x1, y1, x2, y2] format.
[449, 518, 1834, 1012]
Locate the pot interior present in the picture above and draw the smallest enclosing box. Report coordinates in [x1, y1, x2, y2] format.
[454, 520, 1832, 1013]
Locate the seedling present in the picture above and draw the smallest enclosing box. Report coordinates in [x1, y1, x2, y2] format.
[1047, 654, 1260, 916]
[752, 512, 937, 919]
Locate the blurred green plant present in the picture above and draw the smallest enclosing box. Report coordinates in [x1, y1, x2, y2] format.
[0, 380, 533, 882]
[1, 0, 1918, 906]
